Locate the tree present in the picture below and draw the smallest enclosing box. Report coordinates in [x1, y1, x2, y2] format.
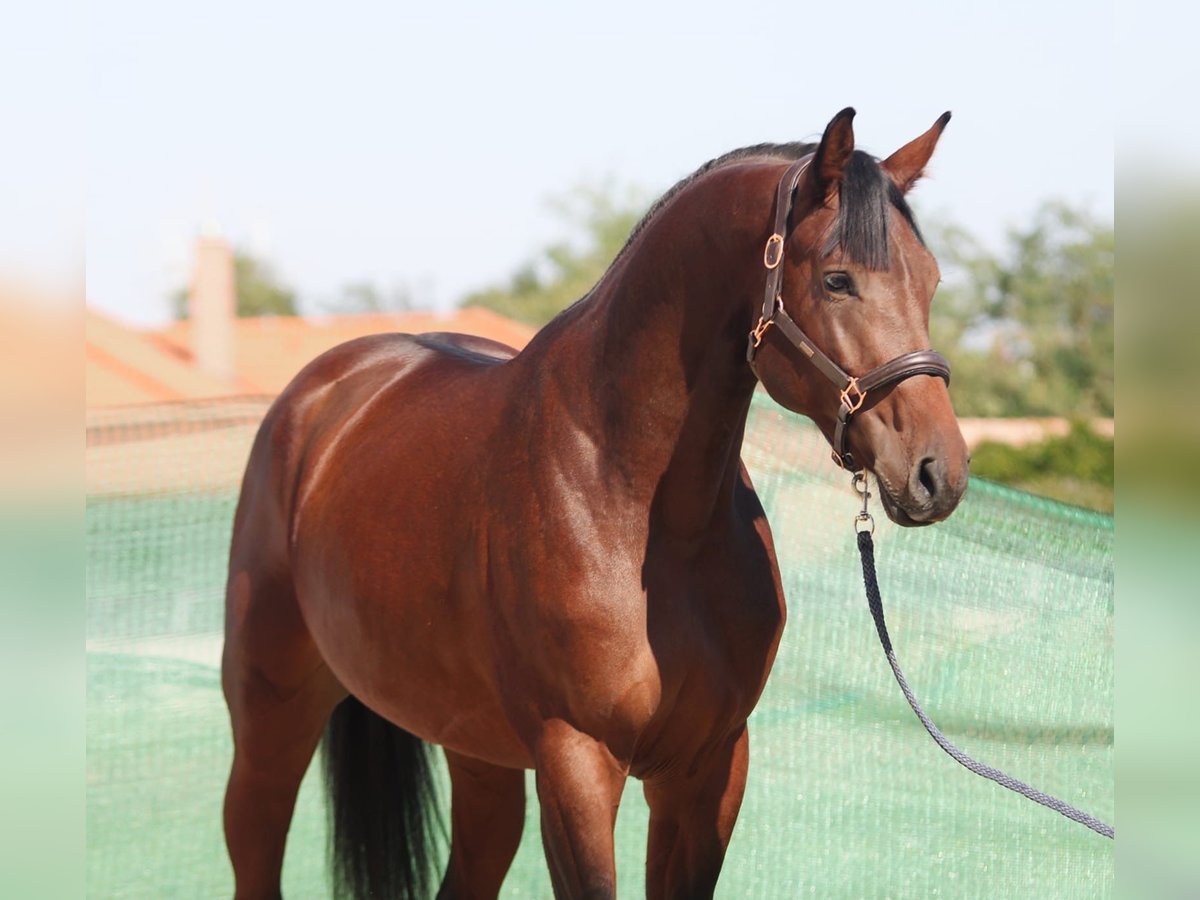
[462, 181, 648, 326]
[928, 202, 1114, 418]
[171, 249, 298, 319]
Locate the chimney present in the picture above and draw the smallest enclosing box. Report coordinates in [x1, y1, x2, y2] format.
[189, 233, 236, 381]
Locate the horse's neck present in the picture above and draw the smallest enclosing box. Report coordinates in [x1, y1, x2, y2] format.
[537, 201, 762, 539]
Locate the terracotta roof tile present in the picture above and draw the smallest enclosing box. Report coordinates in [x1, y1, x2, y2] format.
[86, 308, 252, 407]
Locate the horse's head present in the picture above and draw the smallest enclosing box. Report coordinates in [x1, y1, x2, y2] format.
[750, 108, 969, 526]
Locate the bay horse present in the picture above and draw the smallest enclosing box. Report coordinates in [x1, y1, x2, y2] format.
[222, 108, 969, 899]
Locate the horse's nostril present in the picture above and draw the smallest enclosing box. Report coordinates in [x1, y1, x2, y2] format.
[917, 457, 938, 500]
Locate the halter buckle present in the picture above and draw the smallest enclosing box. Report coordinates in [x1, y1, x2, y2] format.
[750, 316, 774, 348]
[763, 234, 784, 269]
[839, 378, 867, 415]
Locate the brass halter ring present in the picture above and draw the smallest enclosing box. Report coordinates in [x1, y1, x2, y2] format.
[839, 378, 867, 415]
[763, 233, 784, 269]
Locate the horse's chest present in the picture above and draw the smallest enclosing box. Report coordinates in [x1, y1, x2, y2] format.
[661, 591, 781, 690]
[640, 555, 784, 726]
[623, 579, 781, 779]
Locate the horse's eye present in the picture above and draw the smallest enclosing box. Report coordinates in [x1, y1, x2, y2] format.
[823, 272, 853, 295]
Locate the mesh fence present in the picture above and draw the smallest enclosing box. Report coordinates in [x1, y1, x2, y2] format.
[86, 394, 1113, 898]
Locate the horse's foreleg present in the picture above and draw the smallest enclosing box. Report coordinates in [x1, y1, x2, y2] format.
[437, 749, 526, 899]
[642, 725, 750, 900]
[534, 721, 627, 899]
[222, 570, 344, 900]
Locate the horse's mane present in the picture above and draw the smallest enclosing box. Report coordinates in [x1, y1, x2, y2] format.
[619, 141, 923, 272]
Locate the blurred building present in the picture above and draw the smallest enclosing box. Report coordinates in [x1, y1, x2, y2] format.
[86, 234, 536, 408]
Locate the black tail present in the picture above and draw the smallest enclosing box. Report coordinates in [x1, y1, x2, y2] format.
[322, 696, 443, 899]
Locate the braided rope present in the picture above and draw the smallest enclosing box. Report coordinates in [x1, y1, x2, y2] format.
[856, 529, 1114, 839]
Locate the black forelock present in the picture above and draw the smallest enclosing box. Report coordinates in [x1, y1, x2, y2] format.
[823, 150, 924, 270]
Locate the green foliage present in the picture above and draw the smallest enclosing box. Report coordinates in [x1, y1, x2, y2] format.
[970, 421, 1113, 512]
[462, 181, 648, 326]
[929, 202, 1114, 418]
[171, 249, 297, 319]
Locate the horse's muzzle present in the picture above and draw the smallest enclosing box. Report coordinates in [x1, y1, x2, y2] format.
[878, 454, 968, 527]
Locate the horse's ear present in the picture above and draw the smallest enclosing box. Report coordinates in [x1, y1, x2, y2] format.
[808, 107, 857, 202]
[882, 111, 951, 193]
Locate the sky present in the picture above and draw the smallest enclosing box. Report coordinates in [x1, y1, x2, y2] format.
[76, 0, 1121, 327]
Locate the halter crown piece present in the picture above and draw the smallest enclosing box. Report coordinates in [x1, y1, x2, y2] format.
[745, 155, 953, 470]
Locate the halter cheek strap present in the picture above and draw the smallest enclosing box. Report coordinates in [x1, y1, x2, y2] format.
[745, 155, 952, 470]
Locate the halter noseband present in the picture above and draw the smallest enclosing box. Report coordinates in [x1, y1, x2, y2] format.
[745, 155, 952, 470]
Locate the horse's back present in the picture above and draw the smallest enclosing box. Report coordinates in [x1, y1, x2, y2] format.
[273, 327, 516, 443]
[283, 329, 517, 413]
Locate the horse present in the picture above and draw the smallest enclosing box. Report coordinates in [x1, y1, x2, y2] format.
[221, 107, 970, 899]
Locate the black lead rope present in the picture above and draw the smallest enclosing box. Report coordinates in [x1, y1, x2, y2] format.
[852, 482, 1114, 839]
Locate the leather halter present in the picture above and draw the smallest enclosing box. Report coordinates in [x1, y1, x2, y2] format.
[745, 155, 952, 470]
